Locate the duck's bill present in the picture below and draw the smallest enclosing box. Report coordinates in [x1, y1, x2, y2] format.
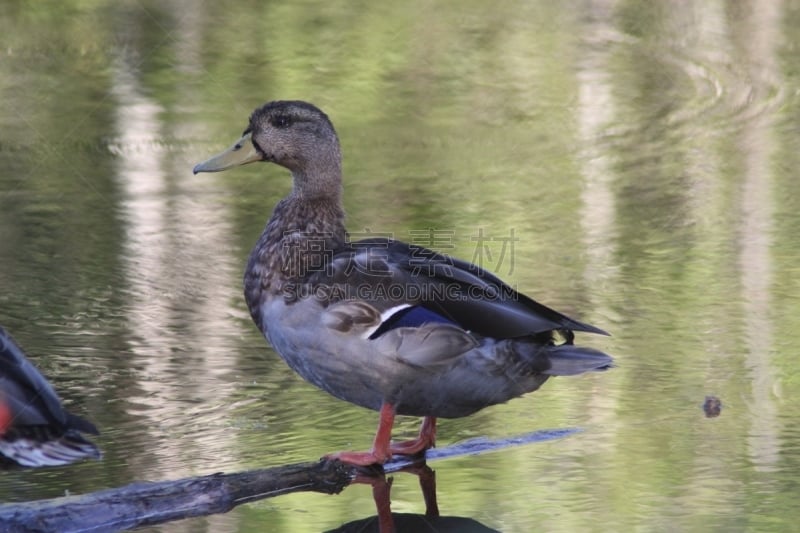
[193, 132, 261, 174]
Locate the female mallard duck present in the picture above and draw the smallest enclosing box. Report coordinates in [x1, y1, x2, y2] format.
[0, 327, 100, 467]
[194, 101, 612, 466]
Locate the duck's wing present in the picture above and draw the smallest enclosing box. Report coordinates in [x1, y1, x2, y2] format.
[0, 327, 98, 434]
[315, 238, 608, 340]
[0, 327, 101, 467]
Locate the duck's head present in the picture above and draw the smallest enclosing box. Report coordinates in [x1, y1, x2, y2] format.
[194, 100, 342, 197]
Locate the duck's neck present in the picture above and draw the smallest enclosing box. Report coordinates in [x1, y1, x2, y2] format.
[244, 177, 347, 313]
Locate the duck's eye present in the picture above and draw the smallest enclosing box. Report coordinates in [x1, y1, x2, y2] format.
[272, 115, 292, 128]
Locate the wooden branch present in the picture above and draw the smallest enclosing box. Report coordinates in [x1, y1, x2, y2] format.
[0, 427, 579, 533]
[0, 460, 353, 532]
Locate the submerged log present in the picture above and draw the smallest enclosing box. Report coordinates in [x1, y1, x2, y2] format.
[0, 427, 578, 532]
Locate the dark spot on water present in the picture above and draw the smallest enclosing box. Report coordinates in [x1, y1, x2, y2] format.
[703, 395, 721, 418]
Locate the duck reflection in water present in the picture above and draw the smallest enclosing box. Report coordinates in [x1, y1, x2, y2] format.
[326, 461, 499, 533]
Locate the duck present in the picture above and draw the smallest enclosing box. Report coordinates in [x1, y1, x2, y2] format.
[0, 327, 100, 467]
[194, 100, 613, 466]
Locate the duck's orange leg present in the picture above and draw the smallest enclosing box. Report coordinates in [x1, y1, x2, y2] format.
[326, 405, 437, 466]
[326, 402, 397, 466]
[388, 415, 437, 456]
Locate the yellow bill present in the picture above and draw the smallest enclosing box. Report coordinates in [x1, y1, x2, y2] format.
[193, 132, 261, 174]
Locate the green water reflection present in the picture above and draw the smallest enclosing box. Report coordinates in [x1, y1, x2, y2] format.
[1, 1, 799, 531]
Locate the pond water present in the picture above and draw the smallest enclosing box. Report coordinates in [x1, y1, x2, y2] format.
[1, 1, 799, 531]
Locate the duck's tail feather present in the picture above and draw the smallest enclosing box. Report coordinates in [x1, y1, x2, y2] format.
[0, 427, 101, 468]
[543, 345, 614, 376]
